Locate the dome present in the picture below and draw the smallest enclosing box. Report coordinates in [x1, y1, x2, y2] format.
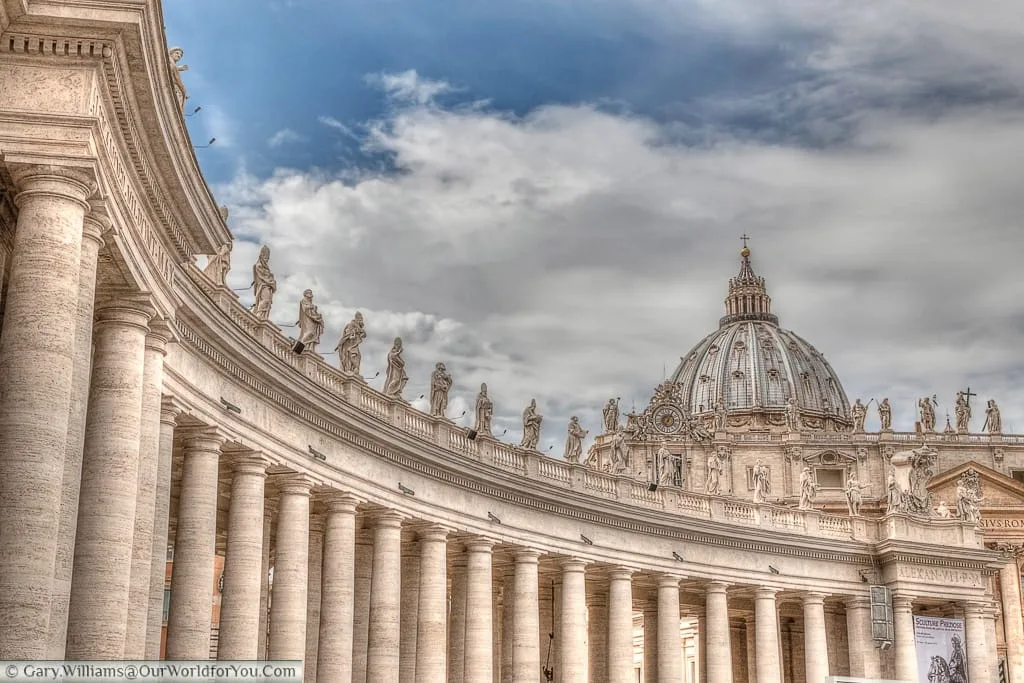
[668, 244, 852, 429]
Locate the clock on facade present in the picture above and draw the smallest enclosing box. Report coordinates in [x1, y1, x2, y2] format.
[654, 405, 684, 434]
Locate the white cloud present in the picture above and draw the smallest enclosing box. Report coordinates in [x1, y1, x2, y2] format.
[267, 128, 306, 147]
[366, 69, 456, 106]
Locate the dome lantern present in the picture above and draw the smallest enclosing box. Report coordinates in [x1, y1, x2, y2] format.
[720, 236, 778, 327]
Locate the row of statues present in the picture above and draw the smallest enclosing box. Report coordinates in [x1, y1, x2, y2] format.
[847, 394, 1003, 435]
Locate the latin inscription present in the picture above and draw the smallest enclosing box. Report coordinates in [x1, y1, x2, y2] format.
[896, 565, 978, 587]
[979, 518, 1024, 529]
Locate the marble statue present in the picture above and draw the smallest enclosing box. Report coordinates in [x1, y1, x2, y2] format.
[219, 205, 229, 222]
[919, 396, 936, 432]
[844, 474, 866, 517]
[608, 428, 629, 474]
[984, 399, 1001, 434]
[798, 467, 818, 510]
[886, 470, 900, 513]
[713, 398, 727, 431]
[850, 398, 866, 433]
[657, 442, 676, 486]
[520, 399, 543, 450]
[685, 414, 713, 442]
[429, 362, 452, 417]
[295, 289, 324, 353]
[564, 416, 588, 463]
[935, 501, 952, 519]
[474, 383, 493, 436]
[954, 391, 971, 434]
[889, 445, 938, 514]
[382, 337, 409, 399]
[602, 399, 619, 433]
[752, 460, 771, 503]
[705, 452, 723, 496]
[583, 443, 601, 471]
[203, 243, 231, 287]
[878, 397, 892, 431]
[785, 397, 801, 431]
[336, 312, 366, 375]
[955, 470, 982, 524]
[168, 47, 189, 112]
[251, 246, 276, 320]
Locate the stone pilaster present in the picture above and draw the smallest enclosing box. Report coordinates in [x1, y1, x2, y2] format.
[49, 202, 106, 658]
[643, 602, 658, 683]
[268, 476, 313, 661]
[559, 559, 588, 683]
[845, 597, 881, 679]
[0, 164, 94, 659]
[366, 511, 404, 683]
[658, 575, 683, 683]
[66, 297, 155, 659]
[448, 555, 468, 683]
[892, 595, 917, 683]
[802, 593, 829, 683]
[217, 455, 270, 660]
[353, 529, 373, 683]
[305, 514, 325, 683]
[400, 539, 421, 683]
[317, 493, 359, 683]
[588, 591, 609, 683]
[1000, 557, 1024, 683]
[415, 526, 448, 683]
[464, 538, 495, 683]
[607, 568, 634, 683]
[163, 429, 226, 659]
[964, 601, 991, 683]
[511, 549, 541, 682]
[754, 588, 781, 683]
[146, 399, 181, 658]
[705, 582, 732, 683]
[124, 320, 173, 659]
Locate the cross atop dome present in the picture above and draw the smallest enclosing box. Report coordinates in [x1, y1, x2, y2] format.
[719, 236, 779, 326]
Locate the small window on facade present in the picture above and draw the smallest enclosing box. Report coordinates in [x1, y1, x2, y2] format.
[162, 588, 171, 622]
[1011, 469, 1024, 485]
[166, 546, 174, 562]
[816, 467, 845, 489]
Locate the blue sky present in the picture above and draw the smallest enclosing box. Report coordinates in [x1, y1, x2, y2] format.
[168, 0, 1024, 449]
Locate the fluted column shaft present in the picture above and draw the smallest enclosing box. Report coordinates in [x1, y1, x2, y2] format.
[657, 575, 683, 683]
[643, 604, 658, 683]
[353, 533, 373, 683]
[217, 456, 269, 659]
[66, 299, 155, 659]
[415, 526, 448, 683]
[511, 549, 541, 682]
[448, 558, 468, 683]
[268, 478, 312, 660]
[892, 596, 917, 683]
[464, 539, 495, 683]
[305, 515, 325, 683]
[964, 602, 990, 683]
[49, 207, 105, 658]
[1001, 558, 1024, 683]
[844, 598, 880, 679]
[400, 542, 421, 683]
[802, 593, 828, 683]
[146, 402, 180, 658]
[559, 560, 588, 683]
[705, 582, 732, 683]
[608, 569, 634, 683]
[754, 588, 781, 683]
[124, 322, 172, 659]
[0, 166, 93, 658]
[163, 431, 226, 659]
[366, 512, 404, 683]
[588, 593, 609, 683]
[317, 495, 359, 683]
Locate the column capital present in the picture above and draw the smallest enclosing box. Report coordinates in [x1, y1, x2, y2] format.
[145, 318, 176, 354]
[94, 295, 156, 333]
[657, 573, 683, 588]
[512, 547, 543, 563]
[892, 594, 915, 611]
[414, 524, 450, 543]
[706, 580, 730, 595]
[803, 592, 827, 605]
[463, 536, 496, 553]
[368, 509, 405, 529]
[272, 474, 315, 497]
[9, 162, 97, 211]
[322, 491, 361, 514]
[559, 557, 589, 573]
[754, 587, 779, 600]
[159, 396, 185, 425]
[845, 596, 872, 610]
[229, 453, 271, 477]
[962, 600, 990, 618]
[83, 199, 111, 245]
[179, 426, 228, 453]
[608, 566, 634, 581]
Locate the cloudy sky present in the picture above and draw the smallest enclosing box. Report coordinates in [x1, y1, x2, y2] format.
[166, 0, 1024, 453]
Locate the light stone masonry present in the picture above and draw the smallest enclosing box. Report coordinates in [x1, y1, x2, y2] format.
[607, 568, 634, 683]
[400, 540, 420, 683]
[802, 593, 829, 683]
[414, 526, 448, 683]
[316, 494, 359, 683]
[705, 583, 732, 683]
[559, 560, 588, 683]
[146, 400, 181, 658]
[304, 514, 324, 683]
[353, 531, 373, 683]
[754, 588, 781, 683]
[366, 511, 404, 683]
[643, 603, 658, 683]
[269, 477, 312, 661]
[657, 575, 683, 683]
[511, 549, 541, 682]
[464, 538, 495, 683]
[448, 557, 468, 683]
[892, 595, 918, 683]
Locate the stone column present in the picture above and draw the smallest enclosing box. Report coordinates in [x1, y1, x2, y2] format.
[415, 526, 448, 683]
[146, 400, 181, 658]
[501, 569, 514, 683]
[305, 514, 325, 683]
[643, 603, 658, 683]
[49, 202, 106, 658]
[257, 506, 275, 660]
[1001, 556, 1024, 683]
[608, 568, 634, 683]
[353, 530, 373, 683]
[589, 592, 609, 682]
[803, 593, 829, 683]
[754, 588, 781, 683]
[365, 511, 404, 683]
[0, 164, 94, 659]
[66, 297, 155, 659]
[218, 455, 270, 660]
[560, 559, 588, 683]
[162, 430, 226, 660]
[317, 494, 359, 683]
[400, 540, 421, 683]
[658, 575, 683, 683]
[964, 601, 990, 683]
[449, 556, 468, 683]
[464, 538, 495, 683]
[705, 582, 732, 683]
[268, 477, 313, 661]
[845, 597, 881, 678]
[124, 320, 173, 659]
[511, 549, 541, 682]
[892, 595, 917, 683]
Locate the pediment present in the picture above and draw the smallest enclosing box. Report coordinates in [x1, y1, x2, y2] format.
[928, 461, 1024, 507]
[802, 449, 856, 466]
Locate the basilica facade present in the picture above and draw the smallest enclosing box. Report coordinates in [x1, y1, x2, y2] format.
[0, 2, 1022, 683]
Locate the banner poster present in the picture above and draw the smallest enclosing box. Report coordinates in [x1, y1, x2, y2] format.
[914, 615, 969, 683]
